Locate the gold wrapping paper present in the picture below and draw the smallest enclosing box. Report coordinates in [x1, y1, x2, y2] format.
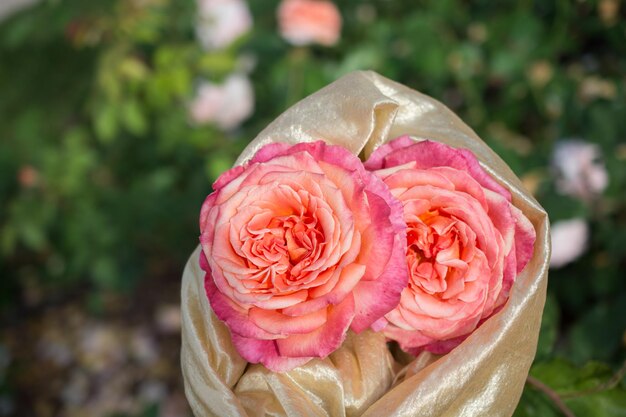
[181, 71, 550, 417]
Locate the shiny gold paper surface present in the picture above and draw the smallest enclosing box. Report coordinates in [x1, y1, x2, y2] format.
[181, 71, 550, 417]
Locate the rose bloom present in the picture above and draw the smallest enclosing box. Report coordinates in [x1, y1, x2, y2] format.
[196, 0, 252, 50]
[189, 74, 254, 130]
[365, 137, 536, 354]
[277, 0, 341, 46]
[550, 218, 588, 269]
[199, 141, 407, 371]
[552, 139, 608, 201]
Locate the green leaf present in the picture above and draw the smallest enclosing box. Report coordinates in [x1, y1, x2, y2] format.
[0, 225, 17, 255]
[197, 52, 237, 76]
[19, 220, 46, 250]
[536, 292, 559, 361]
[121, 99, 148, 136]
[568, 390, 626, 417]
[514, 387, 561, 417]
[566, 294, 626, 364]
[119, 56, 149, 82]
[333, 46, 383, 78]
[145, 168, 176, 191]
[94, 103, 119, 143]
[206, 154, 234, 182]
[531, 359, 613, 393]
[521, 359, 626, 417]
[92, 257, 119, 290]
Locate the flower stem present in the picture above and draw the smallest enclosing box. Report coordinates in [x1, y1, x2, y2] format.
[526, 375, 576, 417]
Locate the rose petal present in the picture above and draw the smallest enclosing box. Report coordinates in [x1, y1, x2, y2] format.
[510, 204, 536, 273]
[350, 188, 408, 332]
[363, 135, 416, 170]
[248, 306, 328, 336]
[230, 335, 312, 372]
[205, 271, 277, 340]
[368, 137, 511, 201]
[276, 294, 355, 358]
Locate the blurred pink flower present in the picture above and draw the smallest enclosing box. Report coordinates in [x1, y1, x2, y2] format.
[189, 74, 254, 130]
[196, 0, 252, 50]
[18, 165, 39, 188]
[550, 218, 589, 268]
[552, 140, 608, 200]
[277, 0, 342, 46]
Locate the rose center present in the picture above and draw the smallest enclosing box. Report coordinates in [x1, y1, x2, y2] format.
[246, 212, 324, 286]
[406, 210, 468, 295]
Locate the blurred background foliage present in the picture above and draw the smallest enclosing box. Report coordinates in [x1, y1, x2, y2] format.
[0, 0, 625, 416]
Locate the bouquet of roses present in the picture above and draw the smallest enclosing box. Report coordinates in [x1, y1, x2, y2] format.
[181, 72, 549, 417]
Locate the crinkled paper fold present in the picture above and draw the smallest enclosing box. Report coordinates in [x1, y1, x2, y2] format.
[181, 71, 550, 417]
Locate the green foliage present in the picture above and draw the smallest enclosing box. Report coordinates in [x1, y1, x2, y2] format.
[0, 0, 244, 298]
[535, 292, 560, 362]
[515, 359, 626, 417]
[1, 1, 626, 415]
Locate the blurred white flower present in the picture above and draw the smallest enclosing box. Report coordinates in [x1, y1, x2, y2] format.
[189, 74, 254, 130]
[138, 380, 167, 404]
[0, 0, 39, 23]
[552, 139, 608, 200]
[196, 0, 252, 50]
[78, 325, 126, 373]
[130, 329, 158, 365]
[550, 218, 589, 268]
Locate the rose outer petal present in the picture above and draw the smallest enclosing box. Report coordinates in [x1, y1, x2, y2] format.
[351, 186, 408, 332]
[276, 293, 356, 358]
[248, 306, 328, 336]
[366, 137, 511, 201]
[250, 141, 365, 174]
[204, 270, 277, 340]
[510, 204, 536, 273]
[363, 135, 416, 171]
[230, 336, 312, 373]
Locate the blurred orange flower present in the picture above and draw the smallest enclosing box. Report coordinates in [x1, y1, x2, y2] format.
[277, 0, 341, 47]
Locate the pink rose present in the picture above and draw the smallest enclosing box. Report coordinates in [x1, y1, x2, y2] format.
[189, 74, 254, 130]
[551, 139, 608, 201]
[196, 0, 252, 50]
[277, 0, 342, 47]
[365, 136, 536, 354]
[199, 141, 407, 371]
[549, 218, 588, 269]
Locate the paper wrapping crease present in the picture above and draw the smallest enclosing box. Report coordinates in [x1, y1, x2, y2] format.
[181, 71, 550, 417]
